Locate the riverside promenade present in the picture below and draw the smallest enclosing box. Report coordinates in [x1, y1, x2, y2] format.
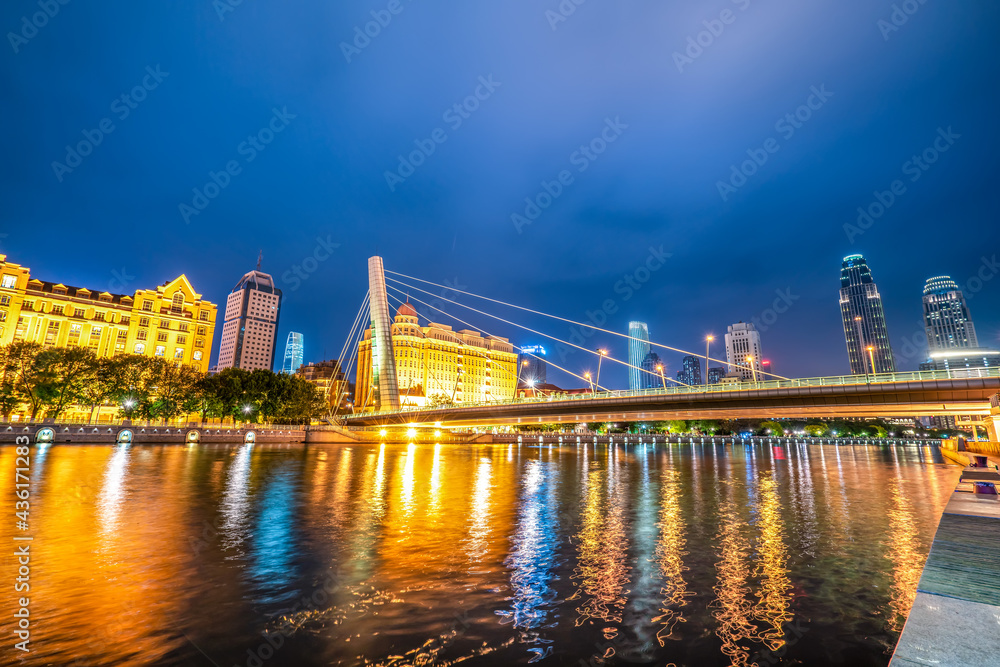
[890, 441, 1000, 666]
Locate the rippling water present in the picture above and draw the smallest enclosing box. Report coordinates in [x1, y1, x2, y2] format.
[0, 441, 956, 666]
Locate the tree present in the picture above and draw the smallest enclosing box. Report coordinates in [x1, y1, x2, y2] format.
[3, 342, 48, 419]
[667, 420, 688, 434]
[760, 420, 785, 436]
[804, 423, 827, 437]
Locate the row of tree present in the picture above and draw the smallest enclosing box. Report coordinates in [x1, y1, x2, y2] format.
[0, 342, 328, 424]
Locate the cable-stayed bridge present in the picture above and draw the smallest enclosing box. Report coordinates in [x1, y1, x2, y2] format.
[333, 257, 1000, 430]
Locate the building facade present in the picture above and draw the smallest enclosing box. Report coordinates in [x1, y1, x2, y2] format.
[518, 345, 547, 385]
[297, 359, 352, 411]
[640, 351, 662, 389]
[724, 322, 763, 380]
[922, 276, 978, 351]
[706, 366, 726, 384]
[676, 355, 703, 386]
[628, 321, 650, 391]
[281, 332, 304, 374]
[217, 265, 282, 371]
[839, 254, 896, 374]
[355, 302, 518, 409]
[0, 254, 216, 371]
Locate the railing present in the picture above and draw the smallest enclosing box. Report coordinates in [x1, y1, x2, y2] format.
[345, 367, 1000, 420]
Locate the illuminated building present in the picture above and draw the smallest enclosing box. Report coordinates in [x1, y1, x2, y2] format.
[628, 321, 650, 391]
[518, 345, 547, 385]
[676, 355, 703, 386]
[355, 302, 518, 409]
[0, 254, 216, 371]
[706, 366, 726, 384]
[922, 276, 978, 350]
[281, 332, 304, 374]
[724, 322, 763, 380]
[217, 260, 282, 371]
[297, 360, 352, 411]
[839, 254, 896, 374]
[640, 351, 662, 389]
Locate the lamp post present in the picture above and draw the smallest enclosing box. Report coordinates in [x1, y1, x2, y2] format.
[595, 348, 607, 393]
[746, 354, 757, 383]
[705, 335, 714, 385]
[656, 364, 666, 390]
[584, 371, 594, 394]
[866, 345, 877, 381]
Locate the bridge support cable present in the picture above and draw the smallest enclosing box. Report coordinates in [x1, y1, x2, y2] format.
[385, 289, 606, 393]
[385, 283, 690, 391]
[331, 290, 370, 421]
[385, 271, 787, 380]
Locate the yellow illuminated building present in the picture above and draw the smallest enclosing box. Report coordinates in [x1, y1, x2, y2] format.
[0, 254, 217, 372]
[355, 302, 518, 410]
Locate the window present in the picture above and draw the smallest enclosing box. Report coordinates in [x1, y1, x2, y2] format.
[196, 338, 204, 348]
[0, 295, 9, 307]
[139, 317, 149, 327]
[142, 300, 153, 312]
[171, 292, 184, 314]
[137, 330, 147, 341]
[89, 327, 102, 348]
[94, 312, 105, 321]
[197, 326, 206, 336]
[174, 348, 184, 359]
[179, 323, 189, 333]
[52, 305, 64, 315]
[159, 320, 170, 329]
[117, 330, 127, 340]
[134, 343, 145, 354]
[199, 311, 210, 321]
[22, 300, 33, 311]
[1, 275, 16, 289]
[193, 351, 202, 361]
[157, 332, 168, 342]
[120, 315, 130, 326]
[74, 308, 84, 318]
[176, 335, 187, 345]
[155, 345, 165, 357]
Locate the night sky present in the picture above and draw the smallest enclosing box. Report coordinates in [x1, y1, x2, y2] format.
[3, 1, 998, 388]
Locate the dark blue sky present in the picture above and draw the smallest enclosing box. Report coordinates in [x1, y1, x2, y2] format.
[3, 0, 998, 387]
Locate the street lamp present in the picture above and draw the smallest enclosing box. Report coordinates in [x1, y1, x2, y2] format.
[584, 371, 594, 394]
[746, 355, 757, 383]
[705, 335, 714, 384]
[866, 346, 877, 381]
[596, 348, 608, 393]
[656, 364, 666, 390]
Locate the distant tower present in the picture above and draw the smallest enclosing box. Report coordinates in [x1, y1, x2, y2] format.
[518, 345, 547, 385]
[839, 254, 896, 374]
[725, 322, 763, 380]
[923, 276, 978, 351]
[217, 259, 282, 371]
[281, 332, 304, 374]
[367, 256, 400, 411]
[628, 321, 650, 391]
[640, 351, 662, 389]
[676, 355, 703, 386]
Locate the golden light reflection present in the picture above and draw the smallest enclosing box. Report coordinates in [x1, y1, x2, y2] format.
[753, 476, 794, 652]
[97, 443, 131, 542]
[885, 485, 923, 633]
[428, 442, 442, 517]
[653, 468, 690, 645]
[401, 443, 416, 515]
[712, 499, 756, 667]
[220, 443, 253, 554]
[466, 457, 493, 562]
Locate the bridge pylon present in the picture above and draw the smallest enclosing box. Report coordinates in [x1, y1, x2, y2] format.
[367, 256, 400, 411]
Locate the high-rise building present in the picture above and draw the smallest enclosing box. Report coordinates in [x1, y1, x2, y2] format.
[217, 260, 282, 371]
[0, 254, 217, 371]
[640, 351, 662, 389]
[676, 355, 703, 386]
[724, 322, 763, 380]
[518, 345, 547, 385]
[281, 332, 304, 374]
[628, 321, 650, 391]
[355, 302, 518, 409]
[707, 366, 726, 384]
[839, 254, 896, 374]
[922, 276, 978, 351]
[297, 359, 352, 411]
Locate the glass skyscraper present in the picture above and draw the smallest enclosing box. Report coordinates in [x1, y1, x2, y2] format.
[640, 351, 662, 389]
[628, 321, 650, 391]
[923, 276, 978, 351]
[839, 254, 896, 374]
[281, 332, 304, 374]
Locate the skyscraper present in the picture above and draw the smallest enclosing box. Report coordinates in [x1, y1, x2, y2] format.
[707, 367, 726, 384]
[217, 258, 282, 371]
[839, 254, 896, 374]
[923, 276, 978, 351]
[628, 321, 650, 391]
[676, 355, 703, 386]
[518, 345, 547, 385]
[281, 332, 304, 374]
[640, 351, 662, 389]
[724, 322, 763, 380]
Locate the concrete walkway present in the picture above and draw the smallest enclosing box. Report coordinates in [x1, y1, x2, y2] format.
[890, 449, 1000, 666]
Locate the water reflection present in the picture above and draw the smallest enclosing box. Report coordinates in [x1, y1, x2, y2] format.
[754, 476, 793, 652]
[466, 456, 493, 563]
[97, 443, 131, 540]
[712, 495, 757, 667]
[220, 443, 253, 555]
[885, 485, 923, 633]
[653, 467, 689, 645]
[248, 466, 299, 604]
